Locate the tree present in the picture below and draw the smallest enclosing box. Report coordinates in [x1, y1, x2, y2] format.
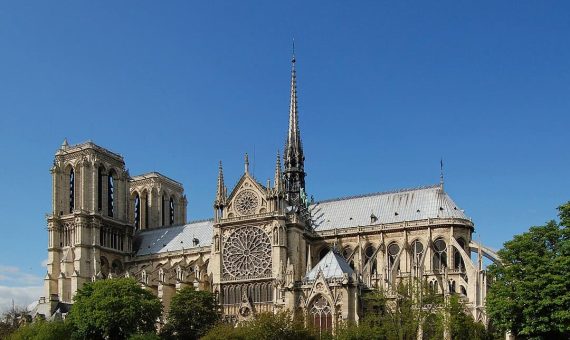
[202, 310, 316, 340]
[161, 286, 220, 339]
[67, 277, 162, 340]
[446, 295, 488, 340]
[486, 201, 570, 339]
[6, 319, 72, 340]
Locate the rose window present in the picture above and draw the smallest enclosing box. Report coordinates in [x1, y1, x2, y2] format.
[235, 190, 259, 215]
[223, 226, 271, 279]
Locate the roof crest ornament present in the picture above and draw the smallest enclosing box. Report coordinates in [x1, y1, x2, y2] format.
[244, 153, 249, 174]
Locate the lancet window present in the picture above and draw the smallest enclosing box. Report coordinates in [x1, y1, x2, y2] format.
[454, 238, 466, 271]
[387, 242, 400, 271]
[309, 295, 333, 335]
[432, 238, 447, 272]
[69, 168, 75, 213]
[107, 170, 115, 217]
[221, 282, 272, 305]
[59, 223, 75, 247]
[134, 194, 141, 230]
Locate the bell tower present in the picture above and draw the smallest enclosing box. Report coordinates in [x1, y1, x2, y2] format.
[45, 140, 132, 303]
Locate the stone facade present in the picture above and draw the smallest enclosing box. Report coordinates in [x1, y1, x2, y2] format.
[41, 56, 499, 332]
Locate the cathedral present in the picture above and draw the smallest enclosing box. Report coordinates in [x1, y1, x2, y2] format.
[39, 54, 499, 332]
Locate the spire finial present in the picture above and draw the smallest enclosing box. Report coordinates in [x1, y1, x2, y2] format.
[61, 138, 69, 150]
[292, 38, 296, 63]
[274, 149, 283, 192]
[244, 153, 249, 174]
[215, 161, 226, 205]
[440, 158, 444, 190]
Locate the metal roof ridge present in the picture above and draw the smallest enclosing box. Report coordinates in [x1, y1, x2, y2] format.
[312, 184, 441, 205]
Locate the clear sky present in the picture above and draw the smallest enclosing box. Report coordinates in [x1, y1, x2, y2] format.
[0, 1, 568, 310]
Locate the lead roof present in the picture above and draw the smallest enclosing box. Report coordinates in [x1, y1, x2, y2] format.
[133, 185, 469, 257]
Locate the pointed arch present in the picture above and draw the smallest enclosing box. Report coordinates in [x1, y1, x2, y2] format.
[64, 164, 75, 214]
[107, 168, 117, 217]
[308, 294, 333, 335]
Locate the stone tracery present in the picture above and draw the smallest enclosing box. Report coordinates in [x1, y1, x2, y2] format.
[222, 226, 271, 279]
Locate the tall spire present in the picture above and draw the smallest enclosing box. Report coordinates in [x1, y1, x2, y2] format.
[283, 44, 306, 207]
[285, 45, 302, 164]
[215, 161, 226, 205]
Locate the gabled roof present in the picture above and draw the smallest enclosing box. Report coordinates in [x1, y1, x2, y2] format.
[309, 185, 468, 231]
[305, 249, 354, 281]
[133, 219, 213, 256]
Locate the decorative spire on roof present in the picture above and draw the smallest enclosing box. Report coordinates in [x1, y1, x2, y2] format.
[61, 138, 69, 150]
[283, 44, 306, 207]
[215, 161, 227, 205]
[244, 153, 250, 174]
[274, 150, 284, 192]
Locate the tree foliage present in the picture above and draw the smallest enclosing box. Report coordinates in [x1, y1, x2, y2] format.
[337, 282, 487, 340]
[160, 286, 220, 339]
[6, 320, 72, 340]
[486, 201, 570, 339]
[202, 310, 317, 340]
[67, 277, 162, 340]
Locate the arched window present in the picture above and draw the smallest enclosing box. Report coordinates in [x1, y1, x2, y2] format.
[460, 285, 467, 296]
[388, 243, 400, 270]
[134, 194, 141, 230]
[364, 244, 375, 265]
[169, 197, 175, 225]
[342, 245, 355, 269]
[454, 238, 466, 271]
[69, 168, 75, 213]
[432, 238, 447, 271]
[429, 279, 439, 294]
[449, 280, 456, 293]
[364, 244, 377, 273]
[107, 170, 115, 217]
[412, 240, 424, 266]
[309, 295, 333, 335]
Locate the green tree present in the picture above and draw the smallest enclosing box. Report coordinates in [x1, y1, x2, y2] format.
[67, 277, 162, 340]
[202, 310, 316, 340]
[161, 286, 219, 339]
[359, 282, 444, 340]
[446, 295, 488, 340]
[6, 320, 72, 340]
[486, 202, 570, 339]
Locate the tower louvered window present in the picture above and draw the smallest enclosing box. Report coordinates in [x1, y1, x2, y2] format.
[107, 172, 114, 217]
[69, 169, 75, 213]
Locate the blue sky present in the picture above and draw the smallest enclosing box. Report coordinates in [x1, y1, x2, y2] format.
[0, 1, 568, 310]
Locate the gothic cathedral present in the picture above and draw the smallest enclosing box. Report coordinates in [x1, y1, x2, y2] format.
[39, 55, 499, 332]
